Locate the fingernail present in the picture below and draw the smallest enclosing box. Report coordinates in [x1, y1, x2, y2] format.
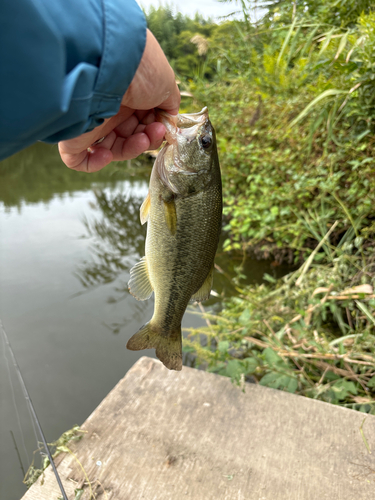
[93, 136, 106, 145]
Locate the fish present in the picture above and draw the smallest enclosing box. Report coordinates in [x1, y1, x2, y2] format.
[127, 107, 222, 371]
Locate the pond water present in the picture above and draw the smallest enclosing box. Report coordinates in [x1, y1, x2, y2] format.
[0, 143, 291, 499]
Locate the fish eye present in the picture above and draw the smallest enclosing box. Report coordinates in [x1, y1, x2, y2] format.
[200, 135, 212, 149]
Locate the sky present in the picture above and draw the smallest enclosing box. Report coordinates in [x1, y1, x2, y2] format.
[136, 0, 242, 21]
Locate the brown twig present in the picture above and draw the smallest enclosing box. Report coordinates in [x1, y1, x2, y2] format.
[346, 307, 354, 330]
[326, 294, 375, 300]
[312, 360, 358, 380]
[287, 285, 333, 326]
[278, 351, 374, 366]
[244, 336, 268, 348]
[317, 366, 329, 385]
[263, 319, 282, 345]
[344, 362, 368, 393]
[198, 303, 214, 335]
[285, 327, 297, 344]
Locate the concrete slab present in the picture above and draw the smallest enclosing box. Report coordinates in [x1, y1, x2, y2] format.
[21, 356, 375, 499]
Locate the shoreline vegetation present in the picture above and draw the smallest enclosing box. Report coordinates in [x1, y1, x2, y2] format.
[145, 1, 375, 413]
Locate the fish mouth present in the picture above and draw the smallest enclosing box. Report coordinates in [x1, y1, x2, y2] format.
[156, 107, 209, 144]
[176, 107, 208, 128]
[155, 107, 212, 186]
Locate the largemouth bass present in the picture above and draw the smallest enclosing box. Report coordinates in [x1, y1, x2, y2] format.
[127, 107, 222, 371]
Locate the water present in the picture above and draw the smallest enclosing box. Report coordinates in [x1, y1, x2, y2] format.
[0, 143, 291, 499]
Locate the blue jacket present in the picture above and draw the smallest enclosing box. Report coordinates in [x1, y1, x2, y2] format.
[0, 0, 147, 160]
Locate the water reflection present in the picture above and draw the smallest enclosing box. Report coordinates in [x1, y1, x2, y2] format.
[74, 185, 151, 334]
[76, 189, 146, 290]
[0, 142, 149, 210]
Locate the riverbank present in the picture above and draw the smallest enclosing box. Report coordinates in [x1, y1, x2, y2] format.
[185, 224, 375, 414]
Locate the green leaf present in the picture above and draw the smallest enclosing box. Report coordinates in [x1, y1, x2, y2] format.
[367, 376, 375, 388]
[286, 377, 298, 393]
[243, 357, 258, 374]
[56, 445, 70, 453]
[264, 347, 284, 367]
[277, 17, 298, 66]
[259, 371, 280, 387]
[182, 344, 195, 353]
[263, 273, 277, 283]
[334, 31, 349, 60]
[207, 362, 226, 374]
[226, 359, 244, 380]
[74, 490, 84, 500]
[355, 301, 375, 326]
[218, 341, 230, 354]
[239, 308, 251, 324]
[300, 24, 320, 57]
[318, 28, 335, 56]
[331, 379, 358, 400]
[260, 372, 298, 393]
[289, 89, 349, 128]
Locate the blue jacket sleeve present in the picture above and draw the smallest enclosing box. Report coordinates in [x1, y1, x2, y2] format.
[0, 0, 147, 160]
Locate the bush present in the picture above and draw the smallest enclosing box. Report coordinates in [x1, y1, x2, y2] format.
[184, 216, 375, 412]
[184, 5, 375, 259]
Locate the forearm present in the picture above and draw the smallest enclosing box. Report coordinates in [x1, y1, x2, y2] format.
[0, 0, 146, 161]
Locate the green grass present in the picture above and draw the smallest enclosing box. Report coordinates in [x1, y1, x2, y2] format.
[184, 212, 375, 413]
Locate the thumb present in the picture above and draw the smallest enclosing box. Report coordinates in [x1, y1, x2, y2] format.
[156, 81, 181, 115]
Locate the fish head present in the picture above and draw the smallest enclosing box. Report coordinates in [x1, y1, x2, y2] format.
[155, 108, 219, 195]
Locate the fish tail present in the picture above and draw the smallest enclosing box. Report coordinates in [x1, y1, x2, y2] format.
[127, 322, 182, 371]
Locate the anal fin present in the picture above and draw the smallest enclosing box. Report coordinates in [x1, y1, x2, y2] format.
[190, 264, 214, 303]
[128, 257, 153, 301]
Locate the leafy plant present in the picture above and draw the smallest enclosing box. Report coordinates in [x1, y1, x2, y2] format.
[24, 426, 85, 488]
[184, 210, 375, 412]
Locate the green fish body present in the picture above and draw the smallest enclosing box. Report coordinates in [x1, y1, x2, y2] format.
[127, 108, 222, 370]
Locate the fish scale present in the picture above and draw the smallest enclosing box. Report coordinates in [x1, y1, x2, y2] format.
[127, 108, 222, 371]
[149, 186, 222, 331]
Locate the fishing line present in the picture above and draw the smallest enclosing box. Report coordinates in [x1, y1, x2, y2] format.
[3, 328, 42, 458]
[2, 328, 31, 467]
[10, 430, 26, 478]
[0, 321, 69, 500]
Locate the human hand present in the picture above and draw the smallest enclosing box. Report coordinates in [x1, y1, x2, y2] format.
[58, 29, 180, 173]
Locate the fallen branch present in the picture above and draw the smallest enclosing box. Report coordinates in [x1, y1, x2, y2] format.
[244, 337, 374, 367]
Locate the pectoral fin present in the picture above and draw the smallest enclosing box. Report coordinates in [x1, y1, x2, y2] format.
[128, 257, 153, 300]
[190, 264, 214, 303]
[163, 199, 177, 235]
[140, 192, 151, 225]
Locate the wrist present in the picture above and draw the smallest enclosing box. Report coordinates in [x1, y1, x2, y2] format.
[122, 29, 180, 113]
